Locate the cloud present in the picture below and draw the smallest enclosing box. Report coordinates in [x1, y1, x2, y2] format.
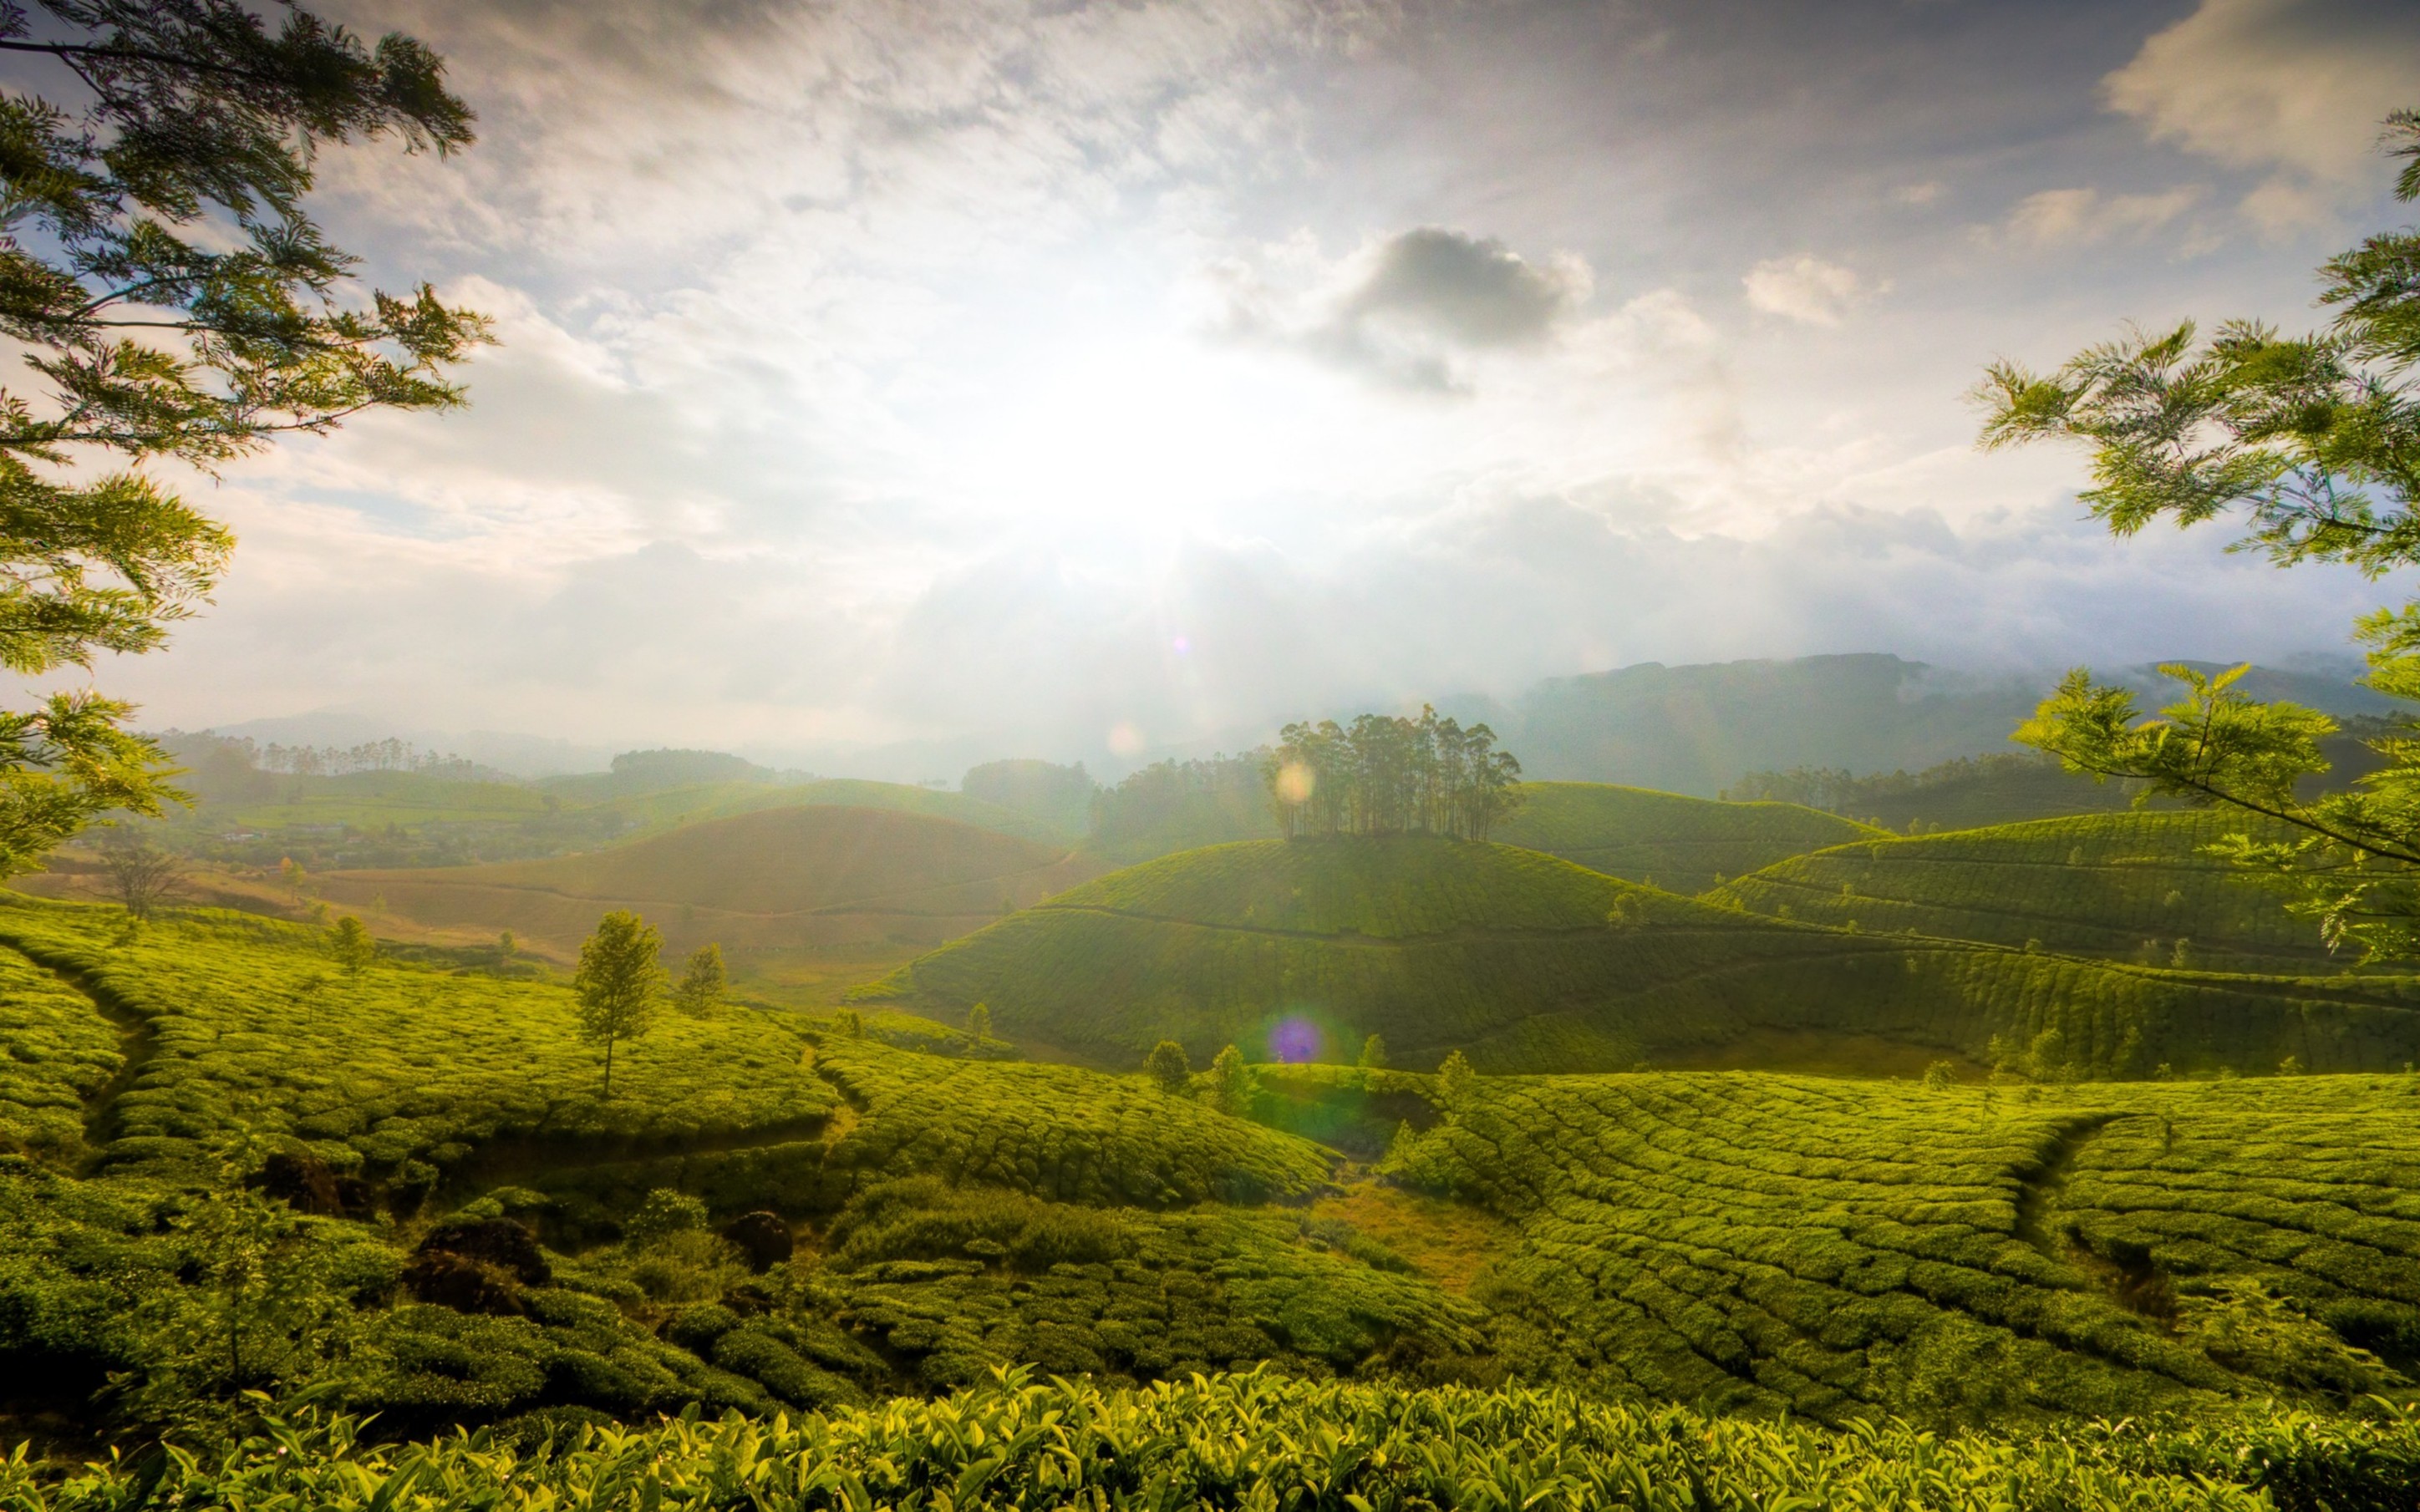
[2101, 0, 2420, 229]
[2000, 185, 2204, 248]
[1741, 256, 1869, 326]
[1221, 226, 1590, 391]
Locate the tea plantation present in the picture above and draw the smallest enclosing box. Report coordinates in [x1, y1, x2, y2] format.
[10, 842, 2420, 1504]
[317, 804, 1105, 959]
[1494, 782, 1883, 893]
[864, 835, 2420, 1077]
[1710, 811, 2338, 973]
[1385, 1068, 2420, 1426]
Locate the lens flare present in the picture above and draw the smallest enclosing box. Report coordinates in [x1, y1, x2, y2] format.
[1274, 762, 1315, 804]
[1268, 1017, 1321, 1063]
[1107, 722, 1146, 756]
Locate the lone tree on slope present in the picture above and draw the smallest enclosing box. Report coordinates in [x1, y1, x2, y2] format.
[575, 911, 664, 1098]
[0, 2, 488, 876]
[98, 839, 180, 920]
[1145, 1039, 1191, 1093]
[671, 942, 726, 1016]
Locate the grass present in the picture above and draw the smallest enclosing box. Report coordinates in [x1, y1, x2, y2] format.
[1709, 812, 2338, 972]
[315, 804, 1105, 960]
[1385, 1068, 2420, 1425]
[863, 836, 2420, 1078]
[1495, 783, 1883, 892]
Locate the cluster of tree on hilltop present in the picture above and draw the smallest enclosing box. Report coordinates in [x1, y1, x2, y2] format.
[1264, 709, 1523, 840]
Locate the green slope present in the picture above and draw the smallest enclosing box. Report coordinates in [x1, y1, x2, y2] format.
[863, 836, 2420, 1078]
[1495, 782, 1883, 891]
[1385, 1067, 2420, 1424]
[320, 804, 1105, 956]
[1708, 811, 2339, 973]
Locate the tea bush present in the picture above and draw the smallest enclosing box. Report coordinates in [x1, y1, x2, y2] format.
[1711, 811, 2336, 972]
[12, 1370, 2420, 1511]
[866, 837, 2420, 1076]
[0, 894, 836, 1183]
[1496, 782, 1882, 892]
[1387, 1069, 2420, 1423]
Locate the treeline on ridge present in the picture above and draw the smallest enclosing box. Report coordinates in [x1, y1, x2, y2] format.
[1264, 709, 1523, 840]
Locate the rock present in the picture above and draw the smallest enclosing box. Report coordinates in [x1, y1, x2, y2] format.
[252, 1151, 348, 1216]
[418, 1216, 552, 1285]
[720, 1210, 794, 1272]
[400, 1250, 528, 1316]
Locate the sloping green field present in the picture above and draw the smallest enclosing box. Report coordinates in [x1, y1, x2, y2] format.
[1710, 812, 2335, 972]
[865, 837, 2420, 1078]
[318, 804, 1105, 957]
[1496, 783, 1883, 892]
[1385, 1067, 2420, 1426]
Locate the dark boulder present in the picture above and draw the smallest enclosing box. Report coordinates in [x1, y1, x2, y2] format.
[720, 1211, 794, 1272]
[400, 1250, 529, 1316]
[252, 1151, 350, 1216]
[418, 1216, 552, 1286]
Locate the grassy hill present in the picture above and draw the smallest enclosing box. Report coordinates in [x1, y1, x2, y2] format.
[1494, 783, 1881, 891]
[10, 878, 2420, 1484]
[1707, 812, 2339, 973]
[313, 804, 1105, 958]
[862, 836, 2420, 1078]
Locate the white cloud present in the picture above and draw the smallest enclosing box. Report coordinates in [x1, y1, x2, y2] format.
[1741, 256, 1868, 326]
[2000, 185, 2204, 248]
[2101, 0, 2420, 230]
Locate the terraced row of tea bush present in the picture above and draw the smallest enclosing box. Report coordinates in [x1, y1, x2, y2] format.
[1710, 812, 2338, 972]
[0, 948, 118, 1169]
[1494, 783, 1882, 893]
[0, 893, 841, 1185]
[13, 1368, 2420, 1512]
[1383, 1068, 2420, 1426]
[865, 836, 2420, 1078]
[514, 1036, 1336, 1231]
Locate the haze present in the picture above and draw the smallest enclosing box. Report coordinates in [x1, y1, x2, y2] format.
[56, 0, 2420, 774]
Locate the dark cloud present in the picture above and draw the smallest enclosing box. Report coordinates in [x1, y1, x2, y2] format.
[1225, 226, 1589, 392]
[1345, 227, 1581, 346]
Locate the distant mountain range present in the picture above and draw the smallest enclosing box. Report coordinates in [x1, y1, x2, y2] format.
[192, 653, 2399, 795]
[1485, 653, 2394, 798]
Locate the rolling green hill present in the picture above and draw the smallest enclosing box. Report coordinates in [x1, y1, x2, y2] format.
[1707, 812, 2337, 973]
[862, 836, 2420, 1078]
[1384, 1066, 2420, 1426]
[315, 804, 1106, 957]
[1494, 783, 1882, 891]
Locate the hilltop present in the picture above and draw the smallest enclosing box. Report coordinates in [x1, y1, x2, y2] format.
[862, 835, 2420, 1078]
[1708, 811, 2340, 973]
[315, 804, 1105, 958]
[1493, 782, 1880, 891]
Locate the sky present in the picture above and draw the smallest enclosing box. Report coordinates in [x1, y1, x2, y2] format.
[28, 0, 2420, 774]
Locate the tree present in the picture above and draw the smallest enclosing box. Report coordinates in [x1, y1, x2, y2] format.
[1264, 707, 1523, 840]
[1357, 1033, 1387, 1069]
[967, 1002, 993, 1041]
[574, 910, 663, 1098]
[329, 914, 373, 977]
[1145, 1039, 1191, 1093]
[0, 2, 487, 877]
[1976, 109, 2420, 958]
[1435, 1049, 1477, 1110]
[97, 836, 178, 918]
[1205, 1043, 1252, 1117]
[671, 942, 726, 1017]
